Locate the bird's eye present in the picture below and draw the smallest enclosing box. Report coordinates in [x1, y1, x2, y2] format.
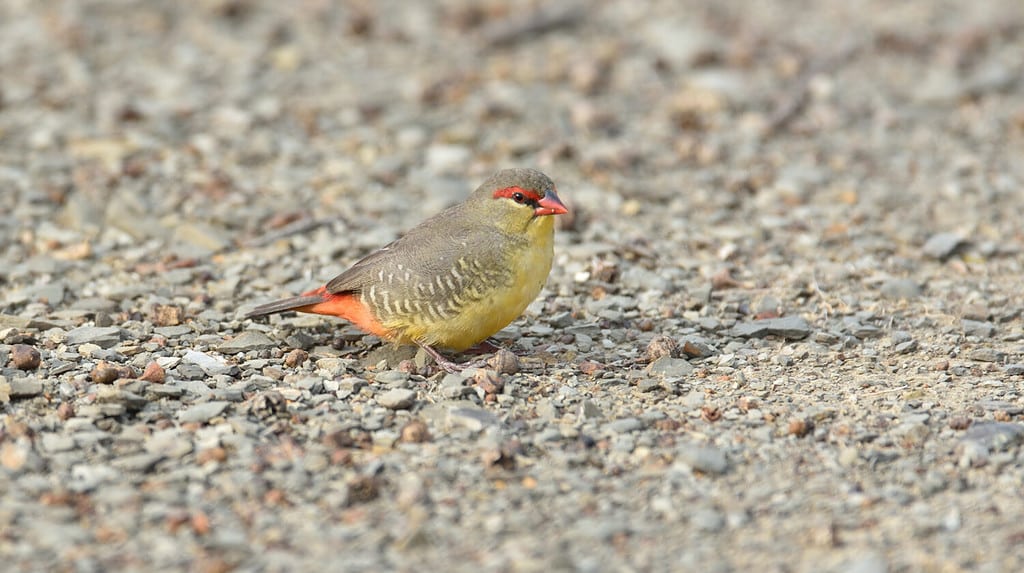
[512, 192, 526, 203]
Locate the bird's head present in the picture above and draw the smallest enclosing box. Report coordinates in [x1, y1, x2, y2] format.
[470, 168, 568, 233]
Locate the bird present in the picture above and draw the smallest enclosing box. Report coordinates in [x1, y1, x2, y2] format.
[245, 168, 568, 372]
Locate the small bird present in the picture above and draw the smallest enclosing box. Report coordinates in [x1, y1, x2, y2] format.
[245, 168, 568, 372]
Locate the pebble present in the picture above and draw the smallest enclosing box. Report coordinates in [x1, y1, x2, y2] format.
[677, 444, 728, 475]
[9, 377, 43, 398]
[606, 417, 643, 434]
[879, 278, 922, 300]
[447, 407, 499, 431]
[65, 326, 123, 348]
[177, 401, 231, 423]
[961, 319, 995, 338]
[378, 388, 417, 410]
[647, 356, 694, 377]
[218, 331, 277, 354]
[9, 344, 41, 370]
[922, 232, 965, 259]
[731, 316, 811, 340]
[183, 350, 235, 376]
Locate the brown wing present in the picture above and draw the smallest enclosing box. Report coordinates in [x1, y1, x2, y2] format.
[324, 202, 473, 295]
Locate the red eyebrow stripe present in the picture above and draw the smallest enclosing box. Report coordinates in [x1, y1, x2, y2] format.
[493, 186, 542, 201]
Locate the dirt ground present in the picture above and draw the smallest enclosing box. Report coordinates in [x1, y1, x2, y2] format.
[2, 1, 1024, 571]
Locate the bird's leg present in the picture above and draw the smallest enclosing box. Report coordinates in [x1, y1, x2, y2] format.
[463, 338, 504, 355]
[416, 342, 463, 373]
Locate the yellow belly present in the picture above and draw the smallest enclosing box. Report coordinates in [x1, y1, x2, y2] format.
[389, 217, 555, 351]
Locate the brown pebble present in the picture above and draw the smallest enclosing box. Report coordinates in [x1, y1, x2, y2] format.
[10, 344, 41, 370]
[994, 410, 1012, 422]
[636, 318, 655, 332]
[347, 476, 381, 504]
[577, 361, 603, 376]
[139, 361, 166, 383]
[700, 405, 722, 422]
[196, 447, 228, 464]
[486, 349, 520, 374]
[399, 419, 432, 443]
[948, 415, 971, 430]
[932, 359, 950, 371]
[788, 418, 812, 437]
[91, 361, 135, 384]
[473, 369, 505, 395]
[57, 402, 75, 420]
[645, 335, 678, 362]
[284, 349, 308, 368]
[152, 304, 184, 326]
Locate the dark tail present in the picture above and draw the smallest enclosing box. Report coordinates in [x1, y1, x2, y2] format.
[245, 290, 327, 319]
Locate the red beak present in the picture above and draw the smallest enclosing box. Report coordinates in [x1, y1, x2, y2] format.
[534, 189, 569, 217]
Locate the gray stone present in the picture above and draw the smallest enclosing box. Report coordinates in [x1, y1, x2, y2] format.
[9, 377, 43, 398]
[41, 433, 76, 453]
[677, 444, 728, 475]
[690, 508, 726, 532]
[606, 417, 643, 434]
[447, 406, 499, 431]
[962, 422, 1024, 451]
[922, 232, 965, 259]
[218, 331, 276, 354]
[111, 453, 164, 473]
[378, 388, 417, 410]
[961, 320, 995, 338]
[579, 400, 603, 420]
[731, 316, 811, 340]
[880, 278, 922, 300]
[177, 401, 230, 423]
[647, 356, 694, 377]
[1003, 364, 1024, 376]
[183, 350, 235, 376]
[69, 464, 120, 493]
[65, 326, 122, 348]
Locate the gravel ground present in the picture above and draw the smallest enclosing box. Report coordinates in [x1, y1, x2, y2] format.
[3, 1, 1024, 571]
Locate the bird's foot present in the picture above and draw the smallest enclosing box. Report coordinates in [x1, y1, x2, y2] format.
[416, 343, 465, 374]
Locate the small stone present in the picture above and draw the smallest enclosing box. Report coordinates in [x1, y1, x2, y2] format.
[879, 278, 922, 300]
[637, 379, 662, 392]
[645, 335, 678, 361]
[486, 349, 520, 374]
[139, 362, 166, 383]
[690, 508, 726, 532]
[447, 406, 499, 431]
[172, 222, 230, 254]
[647, 356, 694, 377]
[680, 339, 714, 358]
[183, 350, 234, 376]
[57, 402, 75, 420]
[962, 422, 1024, 451]
[65, 326, 122, 348]
[90, 361, 135, 384]
[1003, 364, 1024, 376]
[378, 388, 417, 410]
[842, 553, 888, 573]
[922, 232, 965, 259]
[9, 345, 41, 370]
[152, 304, 184, 326]
[579, 400, 603, 420]
[471, 369, 504, 395]
[607, 417, 643, 433]
[966, 348, 1003, 362]
[962, 319, 995, 338]
[399, 419, 432, 443]
[677, 444, 728, 475]
[111, 453, 163, 473]
[218, 331, 276, 354]
[732, 316, 811, 340]
[177, 401, 230, 423]
[9, 378, 43, 398]
[788, 418, 812, 437]
[284, 349, 308, 367]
